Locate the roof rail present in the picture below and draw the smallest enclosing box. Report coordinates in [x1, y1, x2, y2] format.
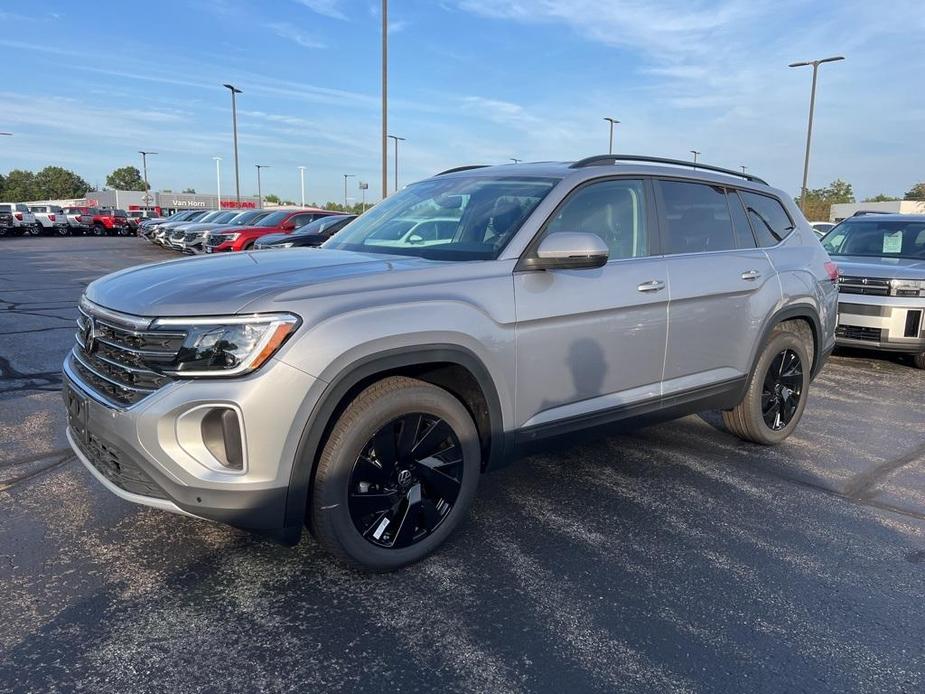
[435, 165, 490, 176]
[850, 210, 891, 217]
[569, 154, 768, 185]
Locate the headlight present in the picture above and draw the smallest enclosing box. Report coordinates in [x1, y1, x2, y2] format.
[279, 242, 294, 248]
[150, 313, 300, 377]
[890, 279, 925, 297]
[216, 232, 240, 242]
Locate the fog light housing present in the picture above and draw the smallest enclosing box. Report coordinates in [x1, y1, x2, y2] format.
[200, 407, 244, 471]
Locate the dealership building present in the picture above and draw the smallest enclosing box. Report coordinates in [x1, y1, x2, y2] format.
[31, 189, 263, 214]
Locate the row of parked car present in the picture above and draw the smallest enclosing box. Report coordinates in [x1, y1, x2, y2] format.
[140, 207, 357, 253]
[0, 202, 147, 236]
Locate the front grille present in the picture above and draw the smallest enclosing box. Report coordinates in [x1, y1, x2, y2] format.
[836, 325, 883, 342]
[73, 301, 186, 407]
[838, 275, 890, 296]
[206, 233, 226, 247]
[184, 231, 203, 243]
[71, 423, 167, 499]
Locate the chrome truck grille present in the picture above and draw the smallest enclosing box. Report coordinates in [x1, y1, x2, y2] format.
[838, 275, 891, 296]
[70, 299, 186, 407]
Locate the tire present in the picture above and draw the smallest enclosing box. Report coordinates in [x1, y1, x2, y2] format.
[913, 353, 925, 370]
[723, 321, 813, 445]
[92, 224, 105, 236]
[56, 226, 70, 237]
[27, 225, 41, 236]
[311, 376, 481, 571]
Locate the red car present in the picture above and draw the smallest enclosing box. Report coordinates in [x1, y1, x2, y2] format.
[204, 208, 338, 252]
[66, 207, 129, 236]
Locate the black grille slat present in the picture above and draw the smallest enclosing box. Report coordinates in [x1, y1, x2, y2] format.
[836, 325, 883, 342]
[838, 276, 891, 296]
[74, 430, 167, 499]
[72, 301, 187, 407]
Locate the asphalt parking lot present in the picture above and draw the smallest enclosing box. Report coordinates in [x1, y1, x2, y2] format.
[1, 236, 924, 693]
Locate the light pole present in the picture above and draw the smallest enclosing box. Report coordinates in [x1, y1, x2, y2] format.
[603, 117, 620, 154]
[298, 166, 306, 206]
[381, 0, 388, 199]
[138, 150, 157, 209]
[255, 164, 270, 208]
[789, 56, 845, 213]
[213, 157, 222, 208]
[741, 165, 748, 174]
[223, 83, 243, 204]
[359, 181, 368, 211]
[343, 174, 356, 209]
[387, 135, 405, 192]
[510, 158, 522, 164]
[690, 150, 701, 165]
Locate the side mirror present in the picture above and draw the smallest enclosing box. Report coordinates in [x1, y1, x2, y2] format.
[526, 232, 609, 270]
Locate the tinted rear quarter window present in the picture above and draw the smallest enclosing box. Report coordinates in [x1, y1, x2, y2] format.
[727, 190, 757, 248]
[739, 191, 794, 247]
[657, 180, 736, 254]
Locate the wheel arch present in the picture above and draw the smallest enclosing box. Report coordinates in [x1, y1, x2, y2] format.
[753, 304, 824, 379]
[282, 344, 508, 540]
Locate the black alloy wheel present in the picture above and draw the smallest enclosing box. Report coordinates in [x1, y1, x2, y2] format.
[761, 348, 803, 430]
[348, 413, 464, 549]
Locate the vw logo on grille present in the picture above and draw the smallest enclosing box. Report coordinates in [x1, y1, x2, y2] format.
[81, 316, 98, 354]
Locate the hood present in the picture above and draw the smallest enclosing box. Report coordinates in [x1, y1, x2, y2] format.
[832, 255, 925, 279]
[85, 248, 445, 316]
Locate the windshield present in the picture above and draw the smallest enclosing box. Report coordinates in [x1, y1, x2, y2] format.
[323, 176, 558, 260]
[256, 211, 290, 227]
[822, 219, 925, 260]
[196, 211, 225, 223]
[227, 210, 264, 225]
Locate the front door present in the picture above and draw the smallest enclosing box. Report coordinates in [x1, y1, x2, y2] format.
[513, 178, 668, 429]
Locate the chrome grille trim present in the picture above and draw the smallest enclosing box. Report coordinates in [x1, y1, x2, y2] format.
[71, 298, 187, 408]
[838, 275, 891, 296]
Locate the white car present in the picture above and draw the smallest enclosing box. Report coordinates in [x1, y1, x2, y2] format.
[0, 203, 38, 235]
[29, 204, 70, 236]
[810, 221, 835, 237]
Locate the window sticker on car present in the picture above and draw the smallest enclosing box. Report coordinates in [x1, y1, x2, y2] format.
[883, 231, 903, 254]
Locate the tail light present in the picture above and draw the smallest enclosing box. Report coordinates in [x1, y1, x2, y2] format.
[14, 213, 22, 220]
[824, 261, 839, 282]
[48, 214, 56, 222]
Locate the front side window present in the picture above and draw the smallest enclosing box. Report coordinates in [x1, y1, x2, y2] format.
[739, 191, 795, 247]
[822, 220, 925, 259]
[324, 176, 558, 261]
[658, 180, 736, 254]
[541, 179, 649, 260]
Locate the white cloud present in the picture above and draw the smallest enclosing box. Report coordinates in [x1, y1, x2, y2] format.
[265, 22, 326, 49]
[293, 0, 348, 20]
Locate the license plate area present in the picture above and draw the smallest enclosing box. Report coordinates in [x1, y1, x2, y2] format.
[64, 381, 89, 443]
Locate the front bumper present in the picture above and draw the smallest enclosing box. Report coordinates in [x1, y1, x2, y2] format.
[62, 351, 320, 538]
[836, 294, 925, 353]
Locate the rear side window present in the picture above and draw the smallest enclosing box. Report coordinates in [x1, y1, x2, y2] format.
[657, 180, 736, 254]
[16, 204, 29, 212]
[543, 179, 649, 260]
[727, 191, 757, 248]
[739, 192, 795, 247]
[0, 205, 10, 212]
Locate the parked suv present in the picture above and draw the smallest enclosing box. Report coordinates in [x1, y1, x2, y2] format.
[63, 155, 837, 570]
[821, 214, 925, 368]
[182, 209, 272, 253]
[0, 203, 38, 235]
[204, 208, 337, 252]
[255, 214, 357, 249]
[62, 207, 94, 235]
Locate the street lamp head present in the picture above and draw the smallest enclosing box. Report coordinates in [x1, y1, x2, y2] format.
[223, 83, 243, 94]
[789, 56, 845, 68]
[213, 156, 222, 161]
[603, 117, 621, 124]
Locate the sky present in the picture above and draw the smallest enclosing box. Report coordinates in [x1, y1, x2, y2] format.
[0, 0, 923, 204]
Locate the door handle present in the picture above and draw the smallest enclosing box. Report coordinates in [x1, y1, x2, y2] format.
[637, 280, 665, 293]
[740, 270, 761, 281]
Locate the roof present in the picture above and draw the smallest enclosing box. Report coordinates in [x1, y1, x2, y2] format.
[433, 156, 776, 193]
[843, 213, 925, 221]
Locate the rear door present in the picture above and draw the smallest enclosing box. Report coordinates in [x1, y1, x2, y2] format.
[656, 180, 779, 395]
[514, 178, 668, 429]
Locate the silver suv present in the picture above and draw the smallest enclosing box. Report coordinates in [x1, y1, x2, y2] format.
[821, 214, 925, 367]
[63, 155, 838, 570]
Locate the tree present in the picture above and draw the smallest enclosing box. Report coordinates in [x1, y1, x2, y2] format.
[863, 193, 901, 203]
[0, 173, 5, 199]
[182, 187, 196, 194]
[797, 179, 854, 221]
[904, 183, 925, 201]
[33, 166, 91, 199]
[264, 193, 281, 204]
[3, 169, 38, 201]
[106, 166, 148, 191]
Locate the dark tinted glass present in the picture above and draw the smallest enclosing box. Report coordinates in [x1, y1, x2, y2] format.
[822, 220, 925, 259]
[257, 211, 289, 226]
[739, 192, 794, 247]
[658, 180, 736, 254]
[728, 190, 756, 248]
[544, 179, 649, 260]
